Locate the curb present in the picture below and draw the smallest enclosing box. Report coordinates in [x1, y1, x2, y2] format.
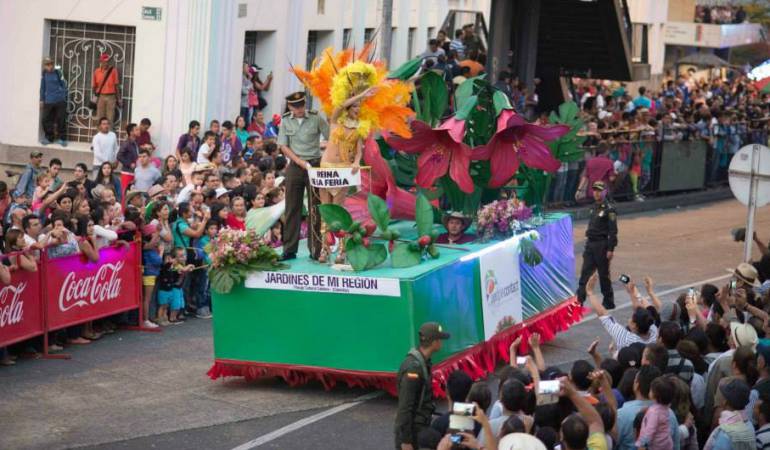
[557, 187, 734, 221]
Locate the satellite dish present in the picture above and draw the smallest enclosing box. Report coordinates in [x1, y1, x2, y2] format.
[729, 144, 770, 207]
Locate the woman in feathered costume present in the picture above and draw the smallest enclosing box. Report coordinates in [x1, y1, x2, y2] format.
[292, 46, 413, 263]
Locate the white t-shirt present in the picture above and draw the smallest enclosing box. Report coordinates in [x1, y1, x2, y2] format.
[93, 225, 118, 250]
[197, 143, 212, 163]
[92, 131, 118, 167]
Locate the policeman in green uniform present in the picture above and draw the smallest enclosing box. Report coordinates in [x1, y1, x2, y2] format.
[577, 181, 618, 309]
[277, 92, 330, 260]
[394, 322, 450, 450]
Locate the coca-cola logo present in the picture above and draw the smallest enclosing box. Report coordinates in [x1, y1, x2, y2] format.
[59, 262, 124, 312]
[0, 282, 25, 328]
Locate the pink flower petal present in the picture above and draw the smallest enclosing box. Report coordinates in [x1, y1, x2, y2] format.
[523, 123, 570, 141]
[385, 120, 435, 153]
[438, 117, 467, 143]
[449, 144, 475, 193]
[470, 145, 491, 161]
[415, 146, 449, 188]
[497, 109, 517, 132]
[520, 135, 561, 172]
[487, 135, 520, 188]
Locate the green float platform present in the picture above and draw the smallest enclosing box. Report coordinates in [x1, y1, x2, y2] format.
[208, 213, 584, 395]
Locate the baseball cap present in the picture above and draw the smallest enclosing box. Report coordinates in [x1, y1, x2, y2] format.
[617, 346, 641, 369]
[730, 322, 758, 350]
[592, 181, 606, 191]
[418, 322, 450, 342]
[719, 378, 751, 410]
[498, 433, 547, 450]
[30, 150, 43, 158]
[215, 187, 230, 198]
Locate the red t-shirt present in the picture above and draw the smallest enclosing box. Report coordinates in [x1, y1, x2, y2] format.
[585, 155, 614, 185]
[225, 213, 245, 230]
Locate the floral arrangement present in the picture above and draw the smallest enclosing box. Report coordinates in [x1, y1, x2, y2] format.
[206, 228, 287, 294]
[476, 199, 533, 242]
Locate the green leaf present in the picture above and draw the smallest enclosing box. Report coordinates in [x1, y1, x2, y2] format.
[210, 268, 235, 294]
[391, 242, 422, 268]
[454, 95, 478, 121]
[411, 88, 422, 120]
[492, 90, 512, 116]
[345, 239, 369, 271]
[388, 57, 422, 80]
[415, 193, 434, 237]
[418, 71, 449, 126]
[318, 204, 353, 230]
[365, 243, 388, 269]
[519, 237, 543, 267]
[367, 194, 391, 232]
[558, 101, 579, 123]
[454, 75, 484, 108]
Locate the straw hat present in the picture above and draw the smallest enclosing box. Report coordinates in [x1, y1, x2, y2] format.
[441, 211, 472, 232]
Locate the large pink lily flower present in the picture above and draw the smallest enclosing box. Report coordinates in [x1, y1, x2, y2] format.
[344, 137, 427, 222]
[384, 118, 475, 193]
[472, 110, 569, 188]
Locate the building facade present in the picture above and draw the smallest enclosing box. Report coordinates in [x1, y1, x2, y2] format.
[0, 0, 489, 165]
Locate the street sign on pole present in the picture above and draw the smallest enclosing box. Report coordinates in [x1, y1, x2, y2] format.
[728, 144, 770, 262]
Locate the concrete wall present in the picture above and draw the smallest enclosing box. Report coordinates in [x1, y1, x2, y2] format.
[628, 0, 669, 76]
[0, 0, 169, 149]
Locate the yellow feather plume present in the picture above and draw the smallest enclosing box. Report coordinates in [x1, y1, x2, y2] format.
[291, 47, 414, 138]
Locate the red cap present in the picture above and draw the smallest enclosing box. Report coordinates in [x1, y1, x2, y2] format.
[99, 53, 110, 62]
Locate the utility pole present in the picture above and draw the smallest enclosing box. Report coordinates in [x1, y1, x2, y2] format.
[381, 0, 393, 62]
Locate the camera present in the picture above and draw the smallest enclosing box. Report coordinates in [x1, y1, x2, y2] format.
[537, 380, 560, 395]
[452, 402, 476, 416]
[619, 274, 630, 284]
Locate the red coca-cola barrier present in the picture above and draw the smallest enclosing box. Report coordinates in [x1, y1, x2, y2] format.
[43, 242, 141, 332]
[0, 268, 44, 349]
[0, 241, 151, 354]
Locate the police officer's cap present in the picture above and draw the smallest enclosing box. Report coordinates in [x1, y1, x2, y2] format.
[592, 181, 606, 191]
[419, 322, 450, 343]
[286, 92, 306, 105]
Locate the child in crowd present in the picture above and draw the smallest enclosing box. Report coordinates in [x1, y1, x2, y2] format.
[156, 247, 193, 325]
[264, 187, 284, 207]
[197, 219, 218, 316]
[636, 377, 674, 450]
[31, 170, 52, 212]
[142, 223, 163, 328]
[265, 220, 283, 249]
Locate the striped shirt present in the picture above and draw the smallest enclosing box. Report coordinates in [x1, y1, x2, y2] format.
[600, 315, 658, 349]
[757, 423, 770, 450]
[665, 349, 695, 383]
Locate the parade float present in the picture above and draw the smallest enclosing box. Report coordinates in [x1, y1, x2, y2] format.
[207, 49, 586, 395]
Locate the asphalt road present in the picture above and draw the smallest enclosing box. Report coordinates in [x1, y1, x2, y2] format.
[2, 199, 766, 450]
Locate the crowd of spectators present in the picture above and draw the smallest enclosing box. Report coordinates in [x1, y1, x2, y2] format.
[417, 266, 770, 450]
[695, 4, 748, 24]
[0, 111, 289, 365]
[548, 73, 770, 205]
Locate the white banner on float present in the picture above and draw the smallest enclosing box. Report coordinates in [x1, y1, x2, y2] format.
[478, 240, 522, 340]
[308, 167, 361, 189]
[245, 271, 401, 297]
